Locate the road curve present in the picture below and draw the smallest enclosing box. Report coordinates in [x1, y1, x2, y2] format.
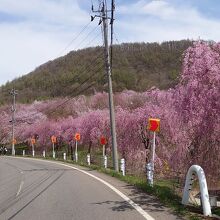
[0, 157, 183, 220]
[0, 156, 153, 220]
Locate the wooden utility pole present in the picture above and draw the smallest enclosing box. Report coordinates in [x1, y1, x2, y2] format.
[10, 88, 17, 156]
[101, 1, 119, 171]
[91, 0, 119, 171]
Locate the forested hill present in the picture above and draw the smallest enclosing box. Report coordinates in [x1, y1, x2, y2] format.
[0, 40, 192, 104]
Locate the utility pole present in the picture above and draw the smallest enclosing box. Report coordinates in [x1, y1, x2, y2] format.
[102, 1, 119, 171]
[91, 0, 119, 171]
[10, 88, 18, 156]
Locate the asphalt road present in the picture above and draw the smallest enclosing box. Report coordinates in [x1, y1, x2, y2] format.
[0, 157, 182, 220]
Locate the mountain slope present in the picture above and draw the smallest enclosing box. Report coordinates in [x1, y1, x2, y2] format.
[0, 40, 192, 104]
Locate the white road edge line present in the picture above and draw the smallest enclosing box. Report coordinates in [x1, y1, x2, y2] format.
[16, 180, 24, 197]
[11, 157, 155, 220]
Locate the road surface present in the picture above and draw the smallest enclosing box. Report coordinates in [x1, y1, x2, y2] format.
[0, 157, 182, 220]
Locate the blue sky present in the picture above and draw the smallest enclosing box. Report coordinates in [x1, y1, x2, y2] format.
[0, 0, 220, 86]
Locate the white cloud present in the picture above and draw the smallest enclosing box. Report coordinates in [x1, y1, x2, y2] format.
[0, 0, 88, 26]
[117, 0, 220, 42]
[0, 0, 102, 86]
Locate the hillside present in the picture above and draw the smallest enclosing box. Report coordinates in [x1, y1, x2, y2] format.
[0, 40, 192, 104]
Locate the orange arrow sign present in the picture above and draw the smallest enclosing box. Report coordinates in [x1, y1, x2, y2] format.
[51, 135, 57, 143]
[100, 136, 107, 145]
[31, 138, 36, 145]
[74, 133, 81, 141]
[148, 118, 160, 132]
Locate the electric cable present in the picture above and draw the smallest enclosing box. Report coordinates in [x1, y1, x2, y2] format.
[16, 53, 105, 122]
[19, 63, 105, 122]
[11, 1, 107, 125]
[74, 25, 99, 51]
[57, 20, 92, 57]
[16, 58, 105, 122]
[113, 31, 120, 44]
[15, 30, 105, 122]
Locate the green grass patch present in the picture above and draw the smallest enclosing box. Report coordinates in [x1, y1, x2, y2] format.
[213, 207, 220, 216]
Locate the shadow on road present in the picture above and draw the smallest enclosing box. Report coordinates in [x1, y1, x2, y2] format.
[92, 200, 133, 212]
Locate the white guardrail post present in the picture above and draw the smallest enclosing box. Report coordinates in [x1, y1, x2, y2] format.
[120, 158, 125, 176]
[87, 154, 91, 165]
[63, 152, 66, 161]
[182, 165, 212, 216]
[75, 152, 78, 162]
[43, 150, 46, 158]
[75, 140, 78, 162]
[146, 162, 154, 186]
[23, 150, 25, 156]
[104, 155, 107, 168]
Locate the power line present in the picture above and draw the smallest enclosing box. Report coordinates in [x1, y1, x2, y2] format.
[74, 24, 100, 51]
[16, 51, 105, 122]
[54, 34, 104, 97]
[41, 47, 104, 99]
[54, 48, 104, 96]
[16, 64, 104, 122]
[15, 29, 104, 122]
[57, 19, 102, 57]
[18, 63, 105, 122]
[4, 21, 101, 112]
[113, 31, 120, 44]
[64, 53, 103, 88]
[82, 30, 103, 50]
[11, 1, 107, 127]
[40, 63, 105, 116]
[57, 20, 92, 57]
